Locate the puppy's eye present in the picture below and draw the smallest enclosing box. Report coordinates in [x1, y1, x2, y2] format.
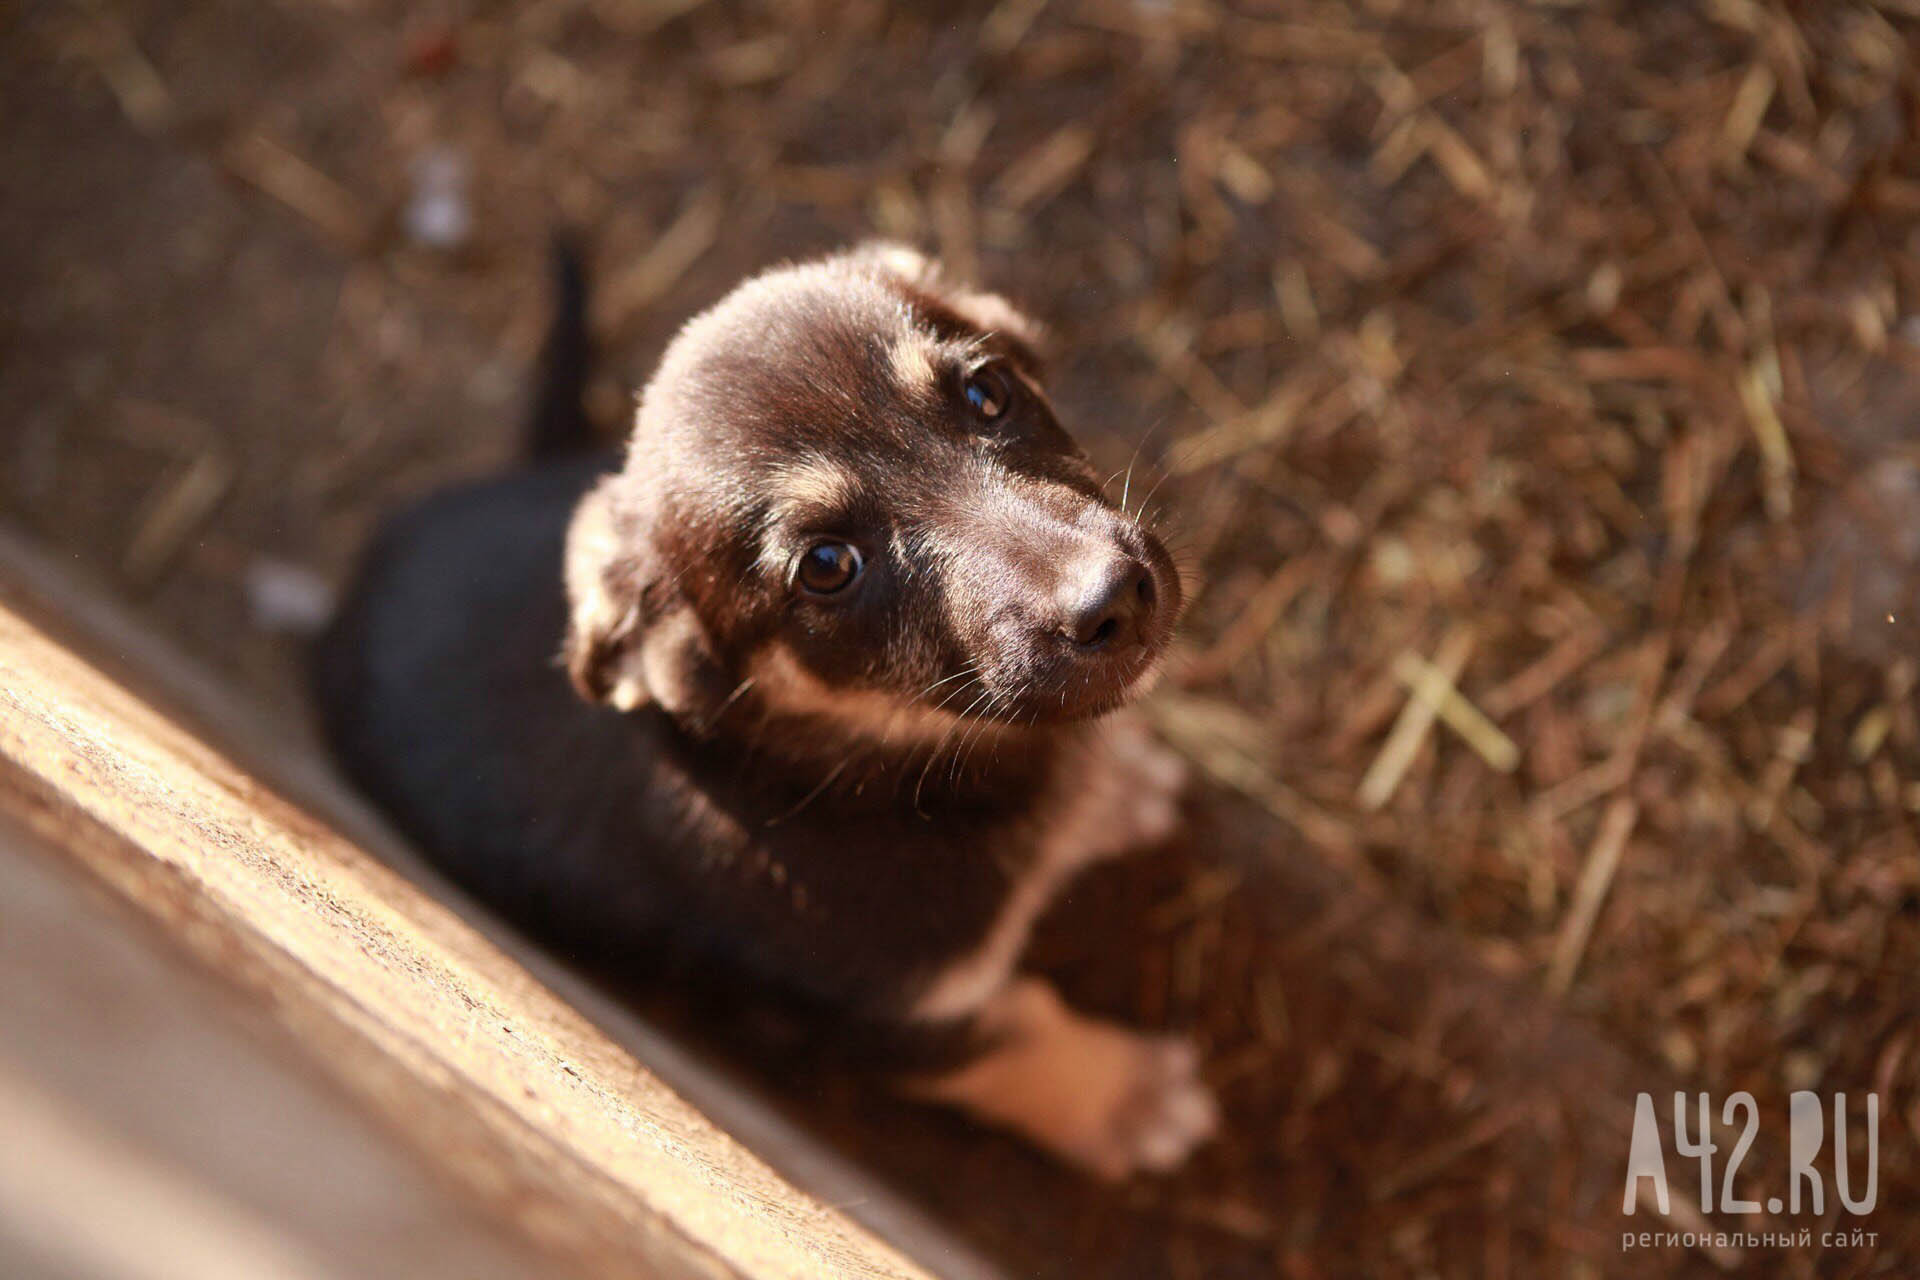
[963, 366, 1015, 420]
[795, 541, 863, 595]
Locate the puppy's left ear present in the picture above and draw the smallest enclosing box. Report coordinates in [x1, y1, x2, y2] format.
[562, 478, 729, 721]
[860, 242, 1050, 371]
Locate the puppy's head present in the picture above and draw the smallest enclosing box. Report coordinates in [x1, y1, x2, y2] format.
[564, 245, 1182, 749]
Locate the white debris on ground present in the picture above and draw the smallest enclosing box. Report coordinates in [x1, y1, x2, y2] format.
[404, 147, 471, 251]
[245, 557, 335, 634]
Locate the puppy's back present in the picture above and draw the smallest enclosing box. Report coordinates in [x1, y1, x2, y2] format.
[314, 454, 674, 944]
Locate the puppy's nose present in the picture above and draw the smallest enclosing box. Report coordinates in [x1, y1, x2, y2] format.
[1057, 554, 1155, 651]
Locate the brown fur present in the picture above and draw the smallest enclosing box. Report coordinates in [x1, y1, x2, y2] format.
[320, 243, 1214, 1178]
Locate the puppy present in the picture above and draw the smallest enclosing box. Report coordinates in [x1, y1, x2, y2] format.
[316, 243, 1215, 1179]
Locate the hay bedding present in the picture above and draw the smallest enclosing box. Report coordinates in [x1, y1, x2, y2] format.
[11, 0, 1919, 1274]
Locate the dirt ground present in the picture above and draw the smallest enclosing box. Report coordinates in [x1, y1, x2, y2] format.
[5, 1, 1919, 1276]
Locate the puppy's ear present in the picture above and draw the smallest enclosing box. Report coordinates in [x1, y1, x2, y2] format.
[562, 478, 728, 720]
[859, 242, 1050, 371]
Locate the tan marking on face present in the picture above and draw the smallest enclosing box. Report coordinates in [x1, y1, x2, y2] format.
[870, 243, 932, 282]
[746, 645, 984, 750]
[943, 288, 1046, 354]
[886, 333, 940, 403]
[766, 458, 860, 525]
[904, 978, 1217, 1179]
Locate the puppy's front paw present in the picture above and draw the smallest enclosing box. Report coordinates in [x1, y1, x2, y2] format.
[1077, 1034, 1219, 1180]
[911, 980, 1218, 1181]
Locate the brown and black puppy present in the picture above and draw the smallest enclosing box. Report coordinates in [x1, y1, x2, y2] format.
[316, 243, 1214, 1178]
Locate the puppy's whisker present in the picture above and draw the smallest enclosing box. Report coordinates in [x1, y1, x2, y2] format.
[924, 689, 983, 754]
[916, 664, 980, 703]
[915, 683, 997, 810]
[928, 673, 987, 718]
[1133, 467, 1176, 522]
[709, 675, 757, 723]
[950, 684, 1009, 777]
[1112, 415, 1176, 519]
[764, 757, 852, 827]
[950, 689, 1006, 783]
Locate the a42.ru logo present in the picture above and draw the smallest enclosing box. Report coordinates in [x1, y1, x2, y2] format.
[1623, 1091, 1878, 1216]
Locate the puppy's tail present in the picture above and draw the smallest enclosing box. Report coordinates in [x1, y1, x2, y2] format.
[524, 232, 598, 461]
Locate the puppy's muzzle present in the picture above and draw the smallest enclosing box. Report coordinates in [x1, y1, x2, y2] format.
[961, 521, 1179, 721]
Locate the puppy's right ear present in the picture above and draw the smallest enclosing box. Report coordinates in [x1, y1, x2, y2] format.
[562, 478, 725, 720]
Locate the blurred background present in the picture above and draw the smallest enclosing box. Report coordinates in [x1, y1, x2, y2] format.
[4, 0, 1919, 1276]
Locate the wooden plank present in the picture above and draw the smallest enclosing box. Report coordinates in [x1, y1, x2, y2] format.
[0, 809, 561, 1280]
[0, 598, 938, 1280]
[0, 1058, 342, 1280]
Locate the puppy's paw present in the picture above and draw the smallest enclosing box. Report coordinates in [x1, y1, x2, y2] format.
[1077, 1034, 1219, 1180]
[912, 981, 1218, 1181]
